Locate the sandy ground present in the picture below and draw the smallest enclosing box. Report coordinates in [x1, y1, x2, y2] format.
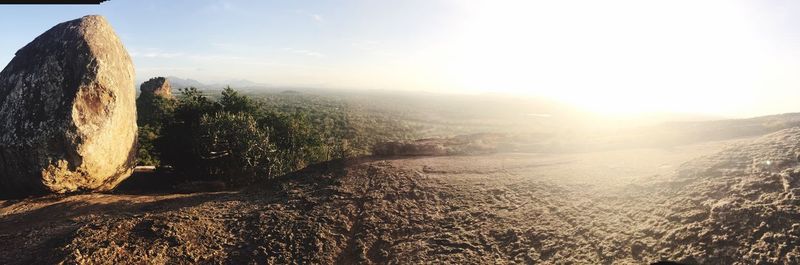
[2, 130, 800, 264]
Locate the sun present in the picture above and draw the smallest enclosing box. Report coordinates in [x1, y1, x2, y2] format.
[438, 0, 770, 116]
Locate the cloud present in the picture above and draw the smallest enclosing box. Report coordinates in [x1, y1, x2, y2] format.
[221, 0, 233, 10]
[130, 47, 260, 62]
[283, 48, 325, 57]
[137, 66, 197, 72]
[198, 0, 238, 14]
[129, 48, 184, 59]
[350, 40, 381, 50]
[188, 54, 248, 61]
[350, 40, 396, 57]
[294, 10, 325, 23]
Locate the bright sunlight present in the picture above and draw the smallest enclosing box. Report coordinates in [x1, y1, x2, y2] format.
[439, 0, 794, 116]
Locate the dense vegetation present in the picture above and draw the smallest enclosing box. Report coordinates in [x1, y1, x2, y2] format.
[135, 91, 175, 166]
[136, 86, 418, 185]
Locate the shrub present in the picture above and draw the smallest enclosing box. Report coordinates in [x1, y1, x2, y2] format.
[135, 90, 175, 166]
[136, 125, 160, 166]
[136, 93, 175, 128]
[258, 111, 329, 172]
[153, 87, 331, 186]
[157, 87, 219, 179]
[220, 86, 257, 114]
[196, 112, 278, 184]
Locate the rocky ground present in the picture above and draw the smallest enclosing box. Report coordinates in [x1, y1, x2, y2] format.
[3, 129, 800, 264]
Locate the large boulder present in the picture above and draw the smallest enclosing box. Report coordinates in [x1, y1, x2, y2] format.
[136, 76, 175, 127]
[0, 15, 137, 197]
[139, 77, 172, 99]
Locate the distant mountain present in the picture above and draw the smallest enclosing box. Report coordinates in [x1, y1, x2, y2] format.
[165, 76, 207, 89]
[571, 112, 800, 151]
[219, 79, 265, 88]
[161, 77, 270, 90]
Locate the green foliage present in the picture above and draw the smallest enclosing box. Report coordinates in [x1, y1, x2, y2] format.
[157, 88, 218, 178]
[136, 125, 160, 166]
[258, 112, 329, 172]
[220, 86, 257, 114]
[135, 90, 176, 166]
[152, 87, 333, 185]
[172, 87, 218, 125]
[136, 94, 175, 128]
[137, 86, 419, 186]
[256, 93, 419, 156]
[196, 112, 278, 184]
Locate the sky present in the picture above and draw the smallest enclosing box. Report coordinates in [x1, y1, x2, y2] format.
[0, 0, 800, 117]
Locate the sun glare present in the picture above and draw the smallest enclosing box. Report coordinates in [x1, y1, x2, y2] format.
[440, 0, 773, 116]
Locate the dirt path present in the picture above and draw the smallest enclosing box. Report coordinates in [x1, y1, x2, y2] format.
[2, 131, 799, 264]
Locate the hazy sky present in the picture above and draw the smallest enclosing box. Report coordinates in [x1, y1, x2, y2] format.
[1, 0, 800, 117]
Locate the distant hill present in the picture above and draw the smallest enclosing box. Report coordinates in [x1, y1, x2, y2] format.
[164, 77, 269, 90]
[540, 112, 800, 152]
[133, 77, 800, 149]
[134, 77, 272, 93]
[165, 76, 206, 89]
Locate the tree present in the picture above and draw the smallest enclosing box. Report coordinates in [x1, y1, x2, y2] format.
[136, 125, 161, 166]
[154, 86, 339, 186]
[257, 111, 328, 172]
[196, 112, 278, 184]
[135, 88, 176, 166]
[157, 87, 218, 178]
[136, 94, 175, 129]
[220, 86, 257, 114]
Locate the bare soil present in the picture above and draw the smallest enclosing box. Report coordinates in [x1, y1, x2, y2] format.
[2, 129, 800, 264]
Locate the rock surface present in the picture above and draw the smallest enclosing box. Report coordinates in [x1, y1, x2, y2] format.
[372, 133, 501, 156]
[0, 140, 727, 264]
[372, 140, 448, 156]
[136, 76, 175, 127]
[649, 128, 800, 264]
[0, 15, 137, 197]
[139, 77, 172, 98]
[2, 131, 799, 263]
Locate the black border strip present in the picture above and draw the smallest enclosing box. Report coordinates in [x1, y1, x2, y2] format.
[0, 0, 107, 4]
